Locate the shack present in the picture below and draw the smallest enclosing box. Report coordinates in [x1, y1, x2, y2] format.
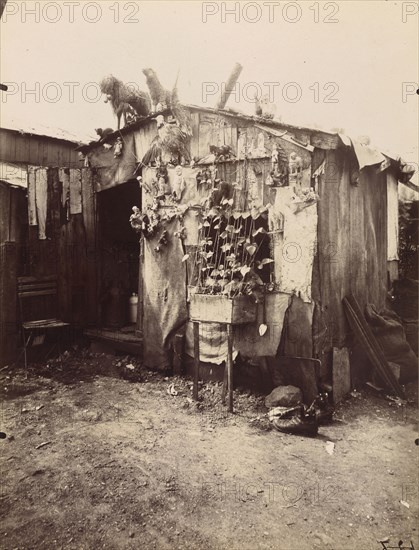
[75, 100, 415, 395]
[2, 96, 415, 397]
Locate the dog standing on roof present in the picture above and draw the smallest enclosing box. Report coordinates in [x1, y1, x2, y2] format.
[99, 75, 151, 130]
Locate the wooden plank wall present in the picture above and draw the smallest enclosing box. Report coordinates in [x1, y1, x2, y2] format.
[26, 167, 98, 328]
[316, 148, 388, 353]
[0, 242, 18, 365]
[0, 129, 81, 168]
[0, 183, 27, 365]
[81, 169, 98, 326]
[0, 182, 27, 244]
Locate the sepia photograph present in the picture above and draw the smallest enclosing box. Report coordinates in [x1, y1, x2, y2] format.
[0, 1, 418, 548]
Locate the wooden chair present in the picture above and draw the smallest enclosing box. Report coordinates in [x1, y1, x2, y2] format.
[17, 275, 70, 369]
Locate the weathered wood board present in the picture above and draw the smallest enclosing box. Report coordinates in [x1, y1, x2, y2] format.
[332, 347, 351, 403]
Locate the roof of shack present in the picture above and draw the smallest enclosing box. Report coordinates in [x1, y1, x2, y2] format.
[76, 104, 340, 154]
[76, 103, 417, 190]
[1, 115, 90, 145]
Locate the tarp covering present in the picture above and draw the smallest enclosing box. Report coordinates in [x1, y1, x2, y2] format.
[88, 134, 137, 191]
[142, 219, 188, 370]
[271, 187, 318, 303]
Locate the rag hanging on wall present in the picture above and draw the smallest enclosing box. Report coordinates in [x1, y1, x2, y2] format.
[35, 168, 48, 240]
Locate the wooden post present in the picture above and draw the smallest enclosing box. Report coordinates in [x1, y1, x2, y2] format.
[216, 62, 243, 110]
[193, 321, 200, 400]
[136, 236, 144, 336]
[221, 361, 228, 404]
[226, 323, 234, 412]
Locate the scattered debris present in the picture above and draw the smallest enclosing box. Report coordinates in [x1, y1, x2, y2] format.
[265, 386, 303, 408]
[271, 405, 318, 436]
[366, 382, 384, 392]
[400, 500, 410, 509]
[258, 323, 268, 336]
[35, 441, 52, 450]
[386, 395, 407, 407]
[325, 441, 335, 455]
[32, 469, 46, 476]
[167, 384, 178, 397]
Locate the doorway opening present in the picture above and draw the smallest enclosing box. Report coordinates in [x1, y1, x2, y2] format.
[96, 179, 140, 331]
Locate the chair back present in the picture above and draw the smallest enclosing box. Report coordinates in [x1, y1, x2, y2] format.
[17, 275, 59, 323]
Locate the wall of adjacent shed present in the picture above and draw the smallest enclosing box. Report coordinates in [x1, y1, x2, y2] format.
[0, 165, 102, 367]
[0, 182, 28, 365]
[0, 129, 81, 167]
[314, 148, 388, 357]
[23, 168, 98, 328]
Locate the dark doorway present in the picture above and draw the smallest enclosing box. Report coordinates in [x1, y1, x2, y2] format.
[96, 180, 140, 328]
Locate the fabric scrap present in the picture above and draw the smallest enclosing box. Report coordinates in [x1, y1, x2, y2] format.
[273, 187, 318, 303]
[0, 162, 28, 188]
[27, 166, 38, 226]
[350, 139, 386, 170]
[185, 293, 290, 363]
[69, 169, 82, 214]
[35, 168, 48, 239]
[387, 172, 399, 261]
[185, 321, 235, 365]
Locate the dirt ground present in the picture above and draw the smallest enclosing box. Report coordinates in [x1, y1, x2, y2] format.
[1, 349, 418, 550]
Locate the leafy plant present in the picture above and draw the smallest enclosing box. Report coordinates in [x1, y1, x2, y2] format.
[129, 199, 189, 252]
[191, 191, 274, 299]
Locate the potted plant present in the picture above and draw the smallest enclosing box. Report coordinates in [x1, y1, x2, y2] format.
[188, 191, 274, 326]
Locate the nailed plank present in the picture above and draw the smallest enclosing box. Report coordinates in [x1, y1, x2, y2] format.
[317, 149, 350, 349]
[81, 168, 98, 325]
[190, 112, 200, 160]
[14, 134, 31, 163]
[332, 347, 351, 403]
[0, 242, 18, 366]
[343, 295, 405, 398]
[198, 120, 213, 159]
